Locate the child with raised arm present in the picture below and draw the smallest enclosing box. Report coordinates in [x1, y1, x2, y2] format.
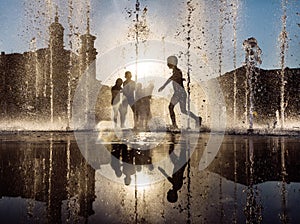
[158, 55, 202, 129]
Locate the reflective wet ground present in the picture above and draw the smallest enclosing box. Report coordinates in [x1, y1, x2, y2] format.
[0, 131, 299, 223]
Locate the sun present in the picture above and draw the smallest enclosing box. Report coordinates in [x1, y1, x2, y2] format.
[104, 60, 169, 86]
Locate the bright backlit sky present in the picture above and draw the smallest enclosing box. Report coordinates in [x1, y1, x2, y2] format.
[0, 0, 299, 76]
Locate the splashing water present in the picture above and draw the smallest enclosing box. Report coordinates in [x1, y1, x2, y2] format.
[1, 1, 299, 133]
[218, 0, 226, 78]
[243, 37, 262, 130]
[279, 0, 289, 129]
[186, 0, 195, 129]
[135, 0, 140, 82]
[280, 137, 289, 222]
[126, 0, 150, 81]
[66, 0, 74, 130]
[232, 0, 238, 128]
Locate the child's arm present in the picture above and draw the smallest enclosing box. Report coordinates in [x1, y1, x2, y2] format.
[158, 78, 171, 92]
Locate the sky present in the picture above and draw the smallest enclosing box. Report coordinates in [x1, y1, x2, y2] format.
[0, 0, 299, 76]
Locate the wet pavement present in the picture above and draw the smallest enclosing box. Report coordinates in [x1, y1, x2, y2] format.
[0, 131, 300, 223]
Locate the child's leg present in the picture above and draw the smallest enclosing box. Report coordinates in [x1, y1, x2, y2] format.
[120, 99, 128, 128]
[169, 94, 180, 128]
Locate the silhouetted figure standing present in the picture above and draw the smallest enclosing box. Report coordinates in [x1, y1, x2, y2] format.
[111, 78, 123, 128]
[158, 56, 202, 129]
[135, 82, 154, 131]
[135, 83, 143, 129]
[121, 71, 136, 128]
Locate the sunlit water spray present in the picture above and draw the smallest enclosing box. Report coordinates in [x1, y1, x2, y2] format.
[279, 0, 288, 129]
[66, 0, 74, 130]
[243, 37, 262, 130]
[280, 137, 289, 222]
[3, 1, 298, 133]
[48, 6, 58, 124]
[232, 0, 238, 128]
[185, 2, 194, 218]
[218, 0, 226, 78]
[126, 0, 150, 81]
[19, 0, 93, 129]
[244, 138, 263, 223]
[134, 0, 140, 82]
[185, 0, 195, 129]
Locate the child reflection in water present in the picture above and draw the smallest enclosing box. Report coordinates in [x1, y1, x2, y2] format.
[134, 146, 154, 172]
[110, 143, 154, 186]
[110, 144, 125, 178]
[110, 143, 135, 185]
[121, 145, 135, 185]
[166, 133, 189, 203]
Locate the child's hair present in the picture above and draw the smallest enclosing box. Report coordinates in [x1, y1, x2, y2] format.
[115, 78, 123, 85]
[167, 55, 178, 66]
[125, 71, 132, 79]
[167, 189, 178, 203]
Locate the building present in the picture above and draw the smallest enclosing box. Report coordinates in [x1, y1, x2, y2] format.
[0, 13, 97, 128]
[218, 66, 300, 128]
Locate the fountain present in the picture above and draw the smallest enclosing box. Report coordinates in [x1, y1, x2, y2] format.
[1, 1, 300, 224]
[185, 0, 195, 130]
[232, 0, 238, 128]
[279, 0, 288, 129]
[243, 37, 262, 131]
[0, 0, 299, 133]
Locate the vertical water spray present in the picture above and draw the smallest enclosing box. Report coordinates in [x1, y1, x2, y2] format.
[218, 154, 224, 223]
[135, 173, 138, 224]
[67, 0, 74, 130]
[244, 67, 248, 127]
[218, 0, 226, 129]
[80, 134, 90, 221]
[218, 0, 225, 77]
[29, 38, 39, 112]
[84, 3, 90, 127]
[66, 136, 71, 222]
[48, 4, 57, 124]
[186, 0, 194, 129]
[47, 134, 54, 221]
[232, 0, 238, 127]
[86, 0, 92, 128]
[23, 0, 48, 120]
[248, 138, 255, 223]
[44, 0, 53, 104]
[245, 138, 262, 223]
[124, 0, 149, 129]
[25, 144, 34, 220]
[245, 138, 254, 223]
[186, 139, 191, 223]
[126, 0, 149, 80]
[50, 42, 54, 124]
[233, 138, 238, 224]
[280, 137, 289, 222]
[135, 0, 140, 82]
[279, 0, 288, 129]
[32, 147, 38, 220]
[243, 37, 262, 130]
[77, 0, 92, 127]
[23, 1, 50, 50]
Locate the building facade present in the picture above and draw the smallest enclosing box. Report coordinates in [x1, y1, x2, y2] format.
[0, 14, 97, 128]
